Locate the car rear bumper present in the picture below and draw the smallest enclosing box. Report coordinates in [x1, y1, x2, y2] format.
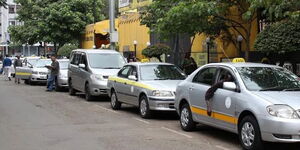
[259, 116, 300, 142]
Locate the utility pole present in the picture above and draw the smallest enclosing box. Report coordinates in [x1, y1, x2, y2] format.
[92, 0, 96, 49]
[109, 0, 117, 50]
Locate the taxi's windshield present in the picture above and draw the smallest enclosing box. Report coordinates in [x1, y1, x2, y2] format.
[35, 60, 52, 68]
[237, 67, 300, 91]
[140, 65, 186, 81]
[87, 53, 125, 69]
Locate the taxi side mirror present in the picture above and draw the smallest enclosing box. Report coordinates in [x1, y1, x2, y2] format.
[128, 75, 137, 81]
[79, 64, 86, 69]
[223, 82, 237, 91]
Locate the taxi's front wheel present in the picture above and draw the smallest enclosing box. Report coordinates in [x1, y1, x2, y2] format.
[238, 115, 263, 150]
[180, 103, 196, 131]
[139, 95, 152, 118]
[111, 91, 121, 110]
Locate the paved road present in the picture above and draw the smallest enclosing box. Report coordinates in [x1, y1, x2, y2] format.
[0, 76, 299, 150]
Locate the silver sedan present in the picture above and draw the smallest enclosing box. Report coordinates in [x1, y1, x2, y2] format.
[175, 62, 300, 150]
[107, 62, 186, 118]
[56, 59, 69, 90]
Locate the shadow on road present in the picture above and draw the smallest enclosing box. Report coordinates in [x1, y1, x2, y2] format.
[193, 124, 300, 150]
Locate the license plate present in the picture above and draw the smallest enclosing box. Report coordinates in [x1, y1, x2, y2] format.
[40, 76, 46, 79]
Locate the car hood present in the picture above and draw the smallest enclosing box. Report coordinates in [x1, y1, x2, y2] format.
[252, 91, 300, 109]
[32, 67, 49, 73]
[142, 80, 183, 91]
[91, 68, 120, 76]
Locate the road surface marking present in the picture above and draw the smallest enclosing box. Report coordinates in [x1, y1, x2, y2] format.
[215, 145, 231, 150]
[133, 117, 150, 124]
[161, 127, 192, 139]
[94, 105, 120, 114]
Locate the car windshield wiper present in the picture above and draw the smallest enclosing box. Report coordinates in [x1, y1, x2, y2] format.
[283, 88, 300, 91]
[259, 86, 285, 91]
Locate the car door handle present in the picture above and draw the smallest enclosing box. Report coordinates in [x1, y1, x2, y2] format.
[114, 80, 116, 83]
[189, 87, 194, 91]
[124, 82, 127, 85]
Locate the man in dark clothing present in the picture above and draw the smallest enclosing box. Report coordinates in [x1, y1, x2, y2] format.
[14, 56, 23, 84]
[205, 73, 234, 116]
[182, 53, 197, 75]
[3, 55, 12, 81]
[46, 55, 60, 91]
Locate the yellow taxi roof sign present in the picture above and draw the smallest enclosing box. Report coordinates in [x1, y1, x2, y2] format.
[141, 59, 149, 63]
[232, 58, 245, 63]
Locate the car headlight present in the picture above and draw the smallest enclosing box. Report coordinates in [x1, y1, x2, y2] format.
[152, 90, 173, 97]
[267, 105, 300, 119]
[32, 71, 38, 74]
[91, 74, 103, 80]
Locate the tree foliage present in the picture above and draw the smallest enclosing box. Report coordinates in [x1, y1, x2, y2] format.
[142, 44, 171, 62]
[57, 44, 78, 57]
[247, 0, 300, 21]
[9, 0, 104, 48]
[254, 20, 300, 54]
[141, 0, 258, 60]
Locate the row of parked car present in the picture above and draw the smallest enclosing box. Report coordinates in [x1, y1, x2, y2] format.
[16, 49, 300, 150]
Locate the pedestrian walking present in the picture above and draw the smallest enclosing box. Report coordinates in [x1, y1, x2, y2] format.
[14, 55, 23, 84]
[45, 55, 60, 92]
[2, 55, 12, 81]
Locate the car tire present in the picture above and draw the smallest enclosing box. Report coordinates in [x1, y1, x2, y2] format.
[110, 90, 121, 110]
[24, 79, 29, 84]
[180, 103, 196, 131]
[68, 80, 76, 96]
[85, 83, 93, 101]
[238, 115, 263, 150]
[139, 95, 152, 119]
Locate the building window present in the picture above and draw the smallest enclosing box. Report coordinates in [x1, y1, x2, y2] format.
[9, 21, 16, 26]
[9, 5, 15, 14]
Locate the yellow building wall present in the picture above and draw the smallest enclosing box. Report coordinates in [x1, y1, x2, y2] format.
[191, 6, 259, 64]
[81, 24, 95, 49]
[118, 13, 150, 59]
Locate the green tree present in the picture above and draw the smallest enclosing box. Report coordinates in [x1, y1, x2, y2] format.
[141, 0, 258, 61]
[247, 0, 300, 21]
[9, 0, 105, 52]
[57, 44, 78, 58]
[142, 44, 171, 62]
[254, 20, 300, 69]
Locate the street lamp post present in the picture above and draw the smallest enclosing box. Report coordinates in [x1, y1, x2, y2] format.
[237, 35, 243, 57]
[133, 40, 137, 57]
[206, 37, 210, 64]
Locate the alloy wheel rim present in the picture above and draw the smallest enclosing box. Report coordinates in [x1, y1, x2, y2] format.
[140, 99, 147, 116]
[181, 108, 189, 127]
[241, 122, 255, 147]
[111, 93, 116, 107]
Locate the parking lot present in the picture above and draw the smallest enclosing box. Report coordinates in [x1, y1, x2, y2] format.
[0, 76, 300, 150]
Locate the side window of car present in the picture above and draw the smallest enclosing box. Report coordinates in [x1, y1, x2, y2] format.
[72, 53, 80, 65]
[128, 66, 138, 79]
[118, 66, 131, 78]
[217, 68, 236, 82]
[193, 67, 217, 85]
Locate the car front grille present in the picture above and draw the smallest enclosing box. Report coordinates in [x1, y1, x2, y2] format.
[39, 72, 48, 75]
